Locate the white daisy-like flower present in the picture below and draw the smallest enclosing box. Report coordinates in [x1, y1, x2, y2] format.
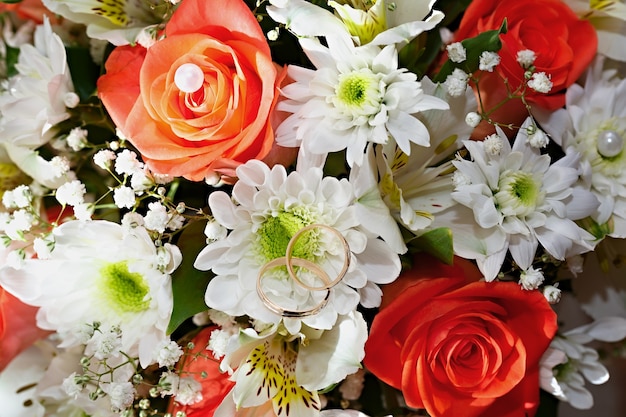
[540, 316, 626, 409]
[433, 118, 599, 280]
[0, 18, 75, 189]
[268, 4, 447, 167]
[536, 57, 626, 237]
[0, 220, 180, 367]
[194, 160, 401, 334]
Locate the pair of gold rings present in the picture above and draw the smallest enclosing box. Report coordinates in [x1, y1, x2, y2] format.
[256, 224, 351, 318]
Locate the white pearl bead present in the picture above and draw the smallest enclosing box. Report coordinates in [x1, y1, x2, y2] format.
[597, 130, 624, 158]
[174, 63, 204, 93]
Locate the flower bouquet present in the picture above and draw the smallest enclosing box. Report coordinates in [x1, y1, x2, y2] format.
[0, 0, 625, 416]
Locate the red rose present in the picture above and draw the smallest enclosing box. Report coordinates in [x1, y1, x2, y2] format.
[0, 286, 48, 371]
[455, 0, 597, 137]
[98, 0, 286, 182]
[364, 255, 557, 417]
[168, 326, 234, 417]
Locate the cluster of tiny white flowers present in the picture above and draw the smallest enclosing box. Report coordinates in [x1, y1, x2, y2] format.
[56, 179, 87, 206]
[66, 127, 89, 151]
[446, 42, 466, 63]
[154, 339, 184, 368]
[519, 266, 545, 290]
[444, 68, 469, 97]
[208, 328, 232, 360]
[104, 381, 136, 412]
[175, 377, 203, 405]
[516, 49, 537, 68]
[2, 184, 31, 209]
[543, 284, 562, 303]
[478, 51, 500, 72]
[88, 326, 123, 360]
[483, 133, 503, 156]
[50, 156, 72, 178]
[93, 149, 116, 170]
[528, 72, 553, 93]
[526, 124, 550, 148]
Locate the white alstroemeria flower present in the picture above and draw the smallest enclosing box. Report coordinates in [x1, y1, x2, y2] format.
[42, 0, 167, 46]
[0, 220, 180, 367]
[353, 77, 475, 241]
[194, 160, 401, 335]
[0, 19, 75, 188]
[268, 2, 448, 168]
[215, 311, 367, 417]
[540, 316, 626, 409]
[433, 118, 599, 280]
[269, 0, 443, 48]
[536, 57, 626, 237]
[564, 0, 626, 61]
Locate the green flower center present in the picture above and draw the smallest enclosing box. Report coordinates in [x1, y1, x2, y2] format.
[495, 171, 543, 217]
[337, 74, 371, 106]
[99, 261, 150, 314]
[258, 211, 318, 262]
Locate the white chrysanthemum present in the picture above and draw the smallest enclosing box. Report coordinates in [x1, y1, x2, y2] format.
[352, 77, 476, 242]
[540, 317, 626, 409]
[194, 160, 401, 334]
[0, 19, 75, 188]
[0, 220, 180, 367]
[536, 58, 626, 237]
[267, 5, 447, 167]
[42, 0, 168, 46]
[433, 118, 599, 280]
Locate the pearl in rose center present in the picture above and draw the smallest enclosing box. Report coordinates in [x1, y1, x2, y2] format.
[597, 130, 623, 158]
[174, 63, 204, 93]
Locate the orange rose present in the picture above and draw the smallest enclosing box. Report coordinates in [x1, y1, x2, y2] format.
[168, 326, 234, 416]
[0, 286, 48, 371]
[98, 0, 285, 182]
[455, 0, 597, 137]
[364, 255, 557, 417]
[0, 0, 56, 24]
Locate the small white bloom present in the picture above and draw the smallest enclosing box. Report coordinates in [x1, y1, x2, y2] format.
[88, 328, 123, 360]
[444, 68, 469, 97]
[528, 72, 553, 93]
[130, 170, 153, 192]
[483, 133, 503, 156]
[103, 381, 135, 412]
[66, 127, 89, 151]
[6, 249, 25, 269]
[478, 51, 500, 72]
[446, 42, 466, 63]
[158, 371, 180, 396]
[55, 180, 86, 206]
[113, 186, 136, 209]
[465, 111, 481, 128]
[175, 377, 202, 405]
[50, 156, 71, 178]
[207, 309, 238, 330]
[543, 285, 561, 303]
[208, 329, 231, 360]
[452, 170, 471, 188]
[93, 149, 116, 170]
[516, 49, 537, 68]
[267, 28, 279, 41]
[115, 149, 143, 176]
[154, 340, 184, 368]
[62, 372, 83, 398]
[121, 212, 145, 231]
[33, 234, 55, 259]
[519, 266, 544, 290]
[527, 125, 550, 148]
[5, 185, 31, 209]
[204, 220, 227, 242]
[9, 209, 35, 234]
[144, 201, 170, 233]
[167, 213, 185, 231]
[73, 203, 94, 221]
[135, 25, 159, 48]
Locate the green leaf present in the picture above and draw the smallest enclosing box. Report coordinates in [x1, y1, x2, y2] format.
[5, 44, 19, 78]
[409, 227, 454, 265]
[0, 0, 23, 4]
[167, 219, 214, 335]
[433, 19, 508, 83]
[66, 46, 100, 102]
